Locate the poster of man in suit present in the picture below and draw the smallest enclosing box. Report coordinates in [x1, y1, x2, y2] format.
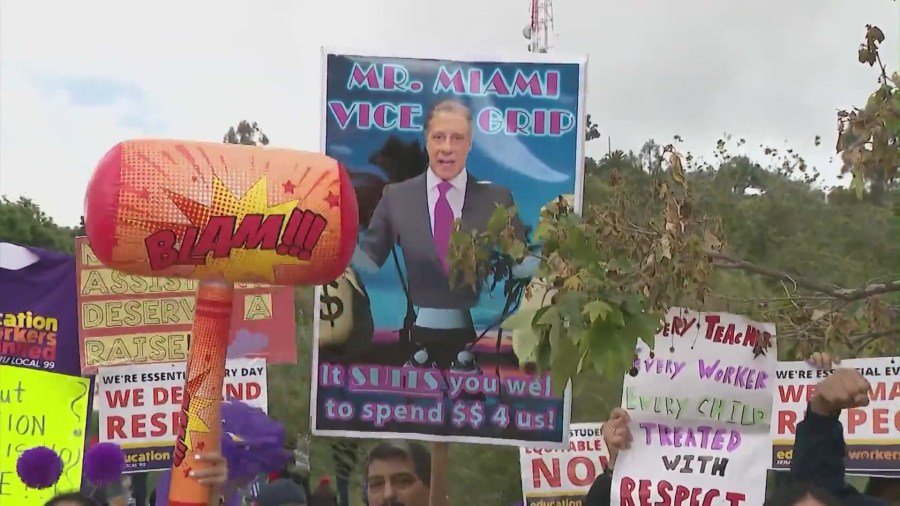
[312, 49, 587, 445]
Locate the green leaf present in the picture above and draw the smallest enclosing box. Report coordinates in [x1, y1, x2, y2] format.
[533, 222, 555, 241]
[537, 305, 560, 326]
[561, 226, 594, 263]
[622, 312, 662, 348]
[583, 300, 613, 322]
[512, 326, 541, 365]
[584, 318, 624, 375]
[500, 307, 539, 331]
[507, 239, 527, 260]
[850, 169, 866, 199]
[621, 294, 645, 315]
[607, 307, 626, 327]
[487, 206, 508, 235]
[549, 322, 578, 397]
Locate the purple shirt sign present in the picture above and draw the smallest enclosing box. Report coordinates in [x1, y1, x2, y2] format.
[0, 245, 82, 376]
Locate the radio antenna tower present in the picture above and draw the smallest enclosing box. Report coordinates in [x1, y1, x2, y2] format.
[522, 0, 554, 53]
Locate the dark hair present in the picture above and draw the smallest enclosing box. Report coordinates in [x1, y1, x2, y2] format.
[424, 99, 472, 133]
[865, 476, 897, 497]
[366, 440, 431, 487]
[763, 482, 841, 506]
[45, 492, 99, 506]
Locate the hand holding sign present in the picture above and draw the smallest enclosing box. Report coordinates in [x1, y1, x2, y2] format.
[602, 408, 633, 468]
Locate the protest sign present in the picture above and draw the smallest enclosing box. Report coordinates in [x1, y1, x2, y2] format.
[312, 48, 587, 445]
[611, 308, 776, 506]
[0, 365, 91, 504]
[0, 246, 82, 376]
[97, 358, 267, 472]
[771, 357, 900, 475]
[520, 423, 609, 505]
[76, 238, 296, 373]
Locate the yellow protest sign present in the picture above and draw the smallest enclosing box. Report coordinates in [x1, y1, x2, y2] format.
[0, 365, 91, 504]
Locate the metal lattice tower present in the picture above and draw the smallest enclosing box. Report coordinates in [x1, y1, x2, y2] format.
[522, 0, 554, 53]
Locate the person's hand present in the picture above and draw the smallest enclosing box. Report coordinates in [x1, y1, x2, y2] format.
[810, 368, 870, 416]
[190, 452, 228, 487]
[807, 352, 840, 370]
[601, 407, 632, 469]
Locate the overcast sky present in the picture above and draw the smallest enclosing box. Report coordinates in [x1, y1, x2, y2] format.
[1, 0, 897, 226]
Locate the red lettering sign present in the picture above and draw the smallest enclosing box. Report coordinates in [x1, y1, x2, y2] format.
[146, 208, 328, 269]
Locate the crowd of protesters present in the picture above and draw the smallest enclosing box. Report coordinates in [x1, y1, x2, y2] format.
[43, 352, 897, 506]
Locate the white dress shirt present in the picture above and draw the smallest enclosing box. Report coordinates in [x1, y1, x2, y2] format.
[419, 167, 471, 330]
[426, 167, 467, 235]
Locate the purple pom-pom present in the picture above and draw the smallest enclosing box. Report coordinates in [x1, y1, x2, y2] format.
[16, 446, 63, 489]
[221, 400, 291, 483]
[84, 442, 126, 485]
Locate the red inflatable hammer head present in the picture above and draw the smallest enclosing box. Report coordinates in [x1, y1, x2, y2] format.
[84, 139, 358, 285]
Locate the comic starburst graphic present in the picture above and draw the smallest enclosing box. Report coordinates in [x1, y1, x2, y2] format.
[161, 175, 300, 281]
[180, 368, 214, 452]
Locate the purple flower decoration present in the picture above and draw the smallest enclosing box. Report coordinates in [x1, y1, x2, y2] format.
[84, 442, 126, 486]
[221, 400, 291, 484]
[16, 446, 63, 489]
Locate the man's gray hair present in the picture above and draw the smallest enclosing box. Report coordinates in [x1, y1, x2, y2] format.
[425, 98, 473, 133]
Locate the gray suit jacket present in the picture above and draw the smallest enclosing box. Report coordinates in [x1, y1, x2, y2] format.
[360, 172, 525, 309]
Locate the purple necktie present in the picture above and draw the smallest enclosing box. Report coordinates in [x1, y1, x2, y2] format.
[433, 181, 454, 273]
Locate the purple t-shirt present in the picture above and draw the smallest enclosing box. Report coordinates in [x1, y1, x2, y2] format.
[0, 245, 82, 376]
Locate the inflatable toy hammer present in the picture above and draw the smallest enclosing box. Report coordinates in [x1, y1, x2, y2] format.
[84, 139, 358, 505]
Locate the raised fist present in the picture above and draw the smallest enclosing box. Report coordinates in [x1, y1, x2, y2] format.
[602, 407, 633, 468]
[811, 368, 870, 416]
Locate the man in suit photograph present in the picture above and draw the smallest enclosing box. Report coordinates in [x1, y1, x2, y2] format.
[352, 98, 537, 372]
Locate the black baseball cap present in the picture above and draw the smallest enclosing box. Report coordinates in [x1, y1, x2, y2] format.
[256, 479, 308, 506]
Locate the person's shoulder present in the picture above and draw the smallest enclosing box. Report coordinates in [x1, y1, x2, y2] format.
[384, 175, 425, 193]
[583, 473, 612, 506]
[470, 179, 513, 200]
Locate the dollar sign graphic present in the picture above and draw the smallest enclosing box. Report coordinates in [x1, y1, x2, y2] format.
[320, 280, 344, 328]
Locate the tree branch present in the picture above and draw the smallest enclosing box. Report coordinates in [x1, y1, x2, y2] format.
[851, 327, 900, 354]
[707, 250, 900, 301]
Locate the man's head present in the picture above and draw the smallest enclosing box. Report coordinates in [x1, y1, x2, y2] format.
[366, 441, 430, 506]
[866, 476, 900, 502]
[256, 478, 308, 506]
[45, 493, 98, 506]
[763, 483, 840, 506]
[424, 99, 473, 181]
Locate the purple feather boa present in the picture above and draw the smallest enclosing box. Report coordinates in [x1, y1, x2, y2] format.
[220, 399, 292, 483]
[154, 400, 291, 501]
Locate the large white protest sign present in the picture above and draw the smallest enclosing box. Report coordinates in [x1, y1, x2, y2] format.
[611, 308, 776, 506]
[97, 358, 267, 472]
[519, 423, 610, 505]
[772, 357, 900, 476]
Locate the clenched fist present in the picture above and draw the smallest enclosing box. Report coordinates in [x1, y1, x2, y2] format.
[810, 368, 871, 416]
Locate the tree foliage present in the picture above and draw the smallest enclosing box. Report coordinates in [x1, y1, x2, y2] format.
[451, 24, 900, 395]
[0, 196, 81, 252]
[223, 120, 270, 146]
[840, 25, 899, 203]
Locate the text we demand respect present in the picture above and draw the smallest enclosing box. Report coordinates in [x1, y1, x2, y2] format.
[100, 361, 266, 441]
[775, 360, 900, 436]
